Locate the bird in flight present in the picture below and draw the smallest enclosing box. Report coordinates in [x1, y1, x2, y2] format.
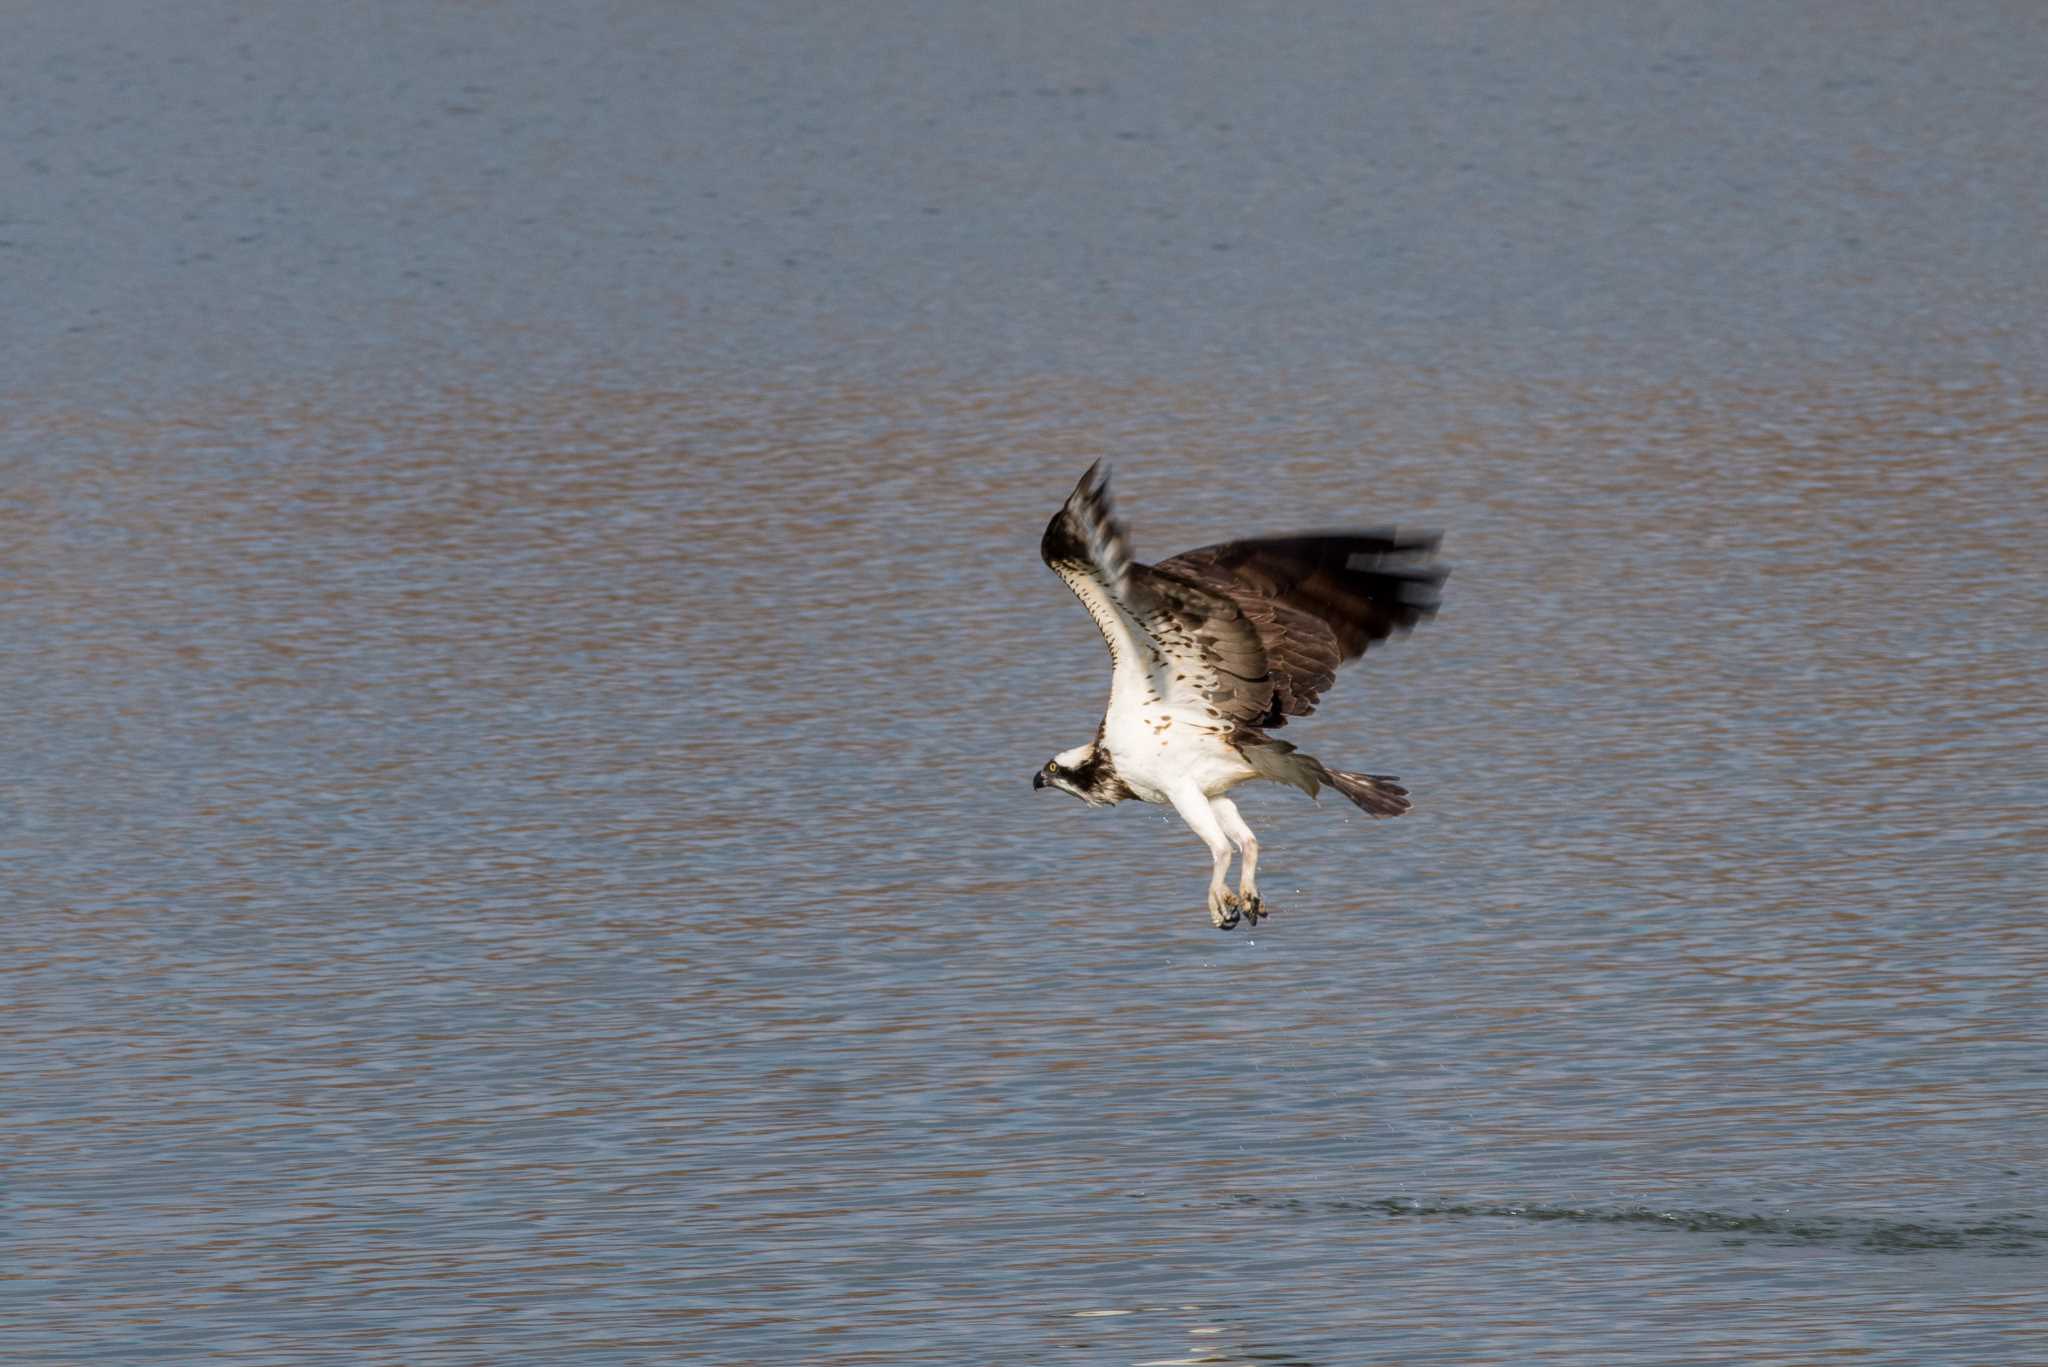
[1035, 463, 1446, 930]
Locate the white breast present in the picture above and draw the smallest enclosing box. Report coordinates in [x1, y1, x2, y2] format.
[1101, 704, 1256, 803]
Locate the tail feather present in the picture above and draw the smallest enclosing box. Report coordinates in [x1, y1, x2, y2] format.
[1237, 734, 1414, 817]
[1322, 768, 1412, 818]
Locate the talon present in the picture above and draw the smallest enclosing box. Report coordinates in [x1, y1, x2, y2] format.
[1209, 890, 1241, 930]
[1241, 894, 1263, 925]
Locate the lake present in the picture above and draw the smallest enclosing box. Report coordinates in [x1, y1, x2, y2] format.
[6, 3, 2045, 1363]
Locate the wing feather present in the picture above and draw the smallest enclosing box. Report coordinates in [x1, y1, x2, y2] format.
[1154, 531, 1445, 725]
[1041, 464, 1277, 725]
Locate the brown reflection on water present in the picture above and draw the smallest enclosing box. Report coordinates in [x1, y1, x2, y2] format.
[11, 363, 2045, 899]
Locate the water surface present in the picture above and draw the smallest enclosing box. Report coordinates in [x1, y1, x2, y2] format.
[6, 3, 2047, 1363]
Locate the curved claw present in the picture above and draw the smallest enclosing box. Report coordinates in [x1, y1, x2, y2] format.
[1241, 893, 1264, 926]
[1209, 889, 1241, 930]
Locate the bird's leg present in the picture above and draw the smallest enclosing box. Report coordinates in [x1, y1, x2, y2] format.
[1169, 786, 1240, 930]
[1210, 797, 1266, 924]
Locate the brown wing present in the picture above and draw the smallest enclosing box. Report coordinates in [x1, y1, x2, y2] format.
[1153, 531, 1445, 727]
[1043, 464, 1278, 727]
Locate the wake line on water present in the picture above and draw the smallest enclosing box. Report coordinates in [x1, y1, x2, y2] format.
[1229, 1194, 2046, 1256]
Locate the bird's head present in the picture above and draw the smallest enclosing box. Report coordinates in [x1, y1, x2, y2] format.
[1033, 743, 1124, 807]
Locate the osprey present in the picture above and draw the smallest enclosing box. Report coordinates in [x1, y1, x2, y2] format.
[1034, 463, 1446, 930]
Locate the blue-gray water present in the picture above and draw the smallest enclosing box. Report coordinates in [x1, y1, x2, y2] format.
[6, 4, 2046, 1363]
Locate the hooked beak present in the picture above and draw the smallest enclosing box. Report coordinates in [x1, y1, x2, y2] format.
[1032, 770, 1046, 790]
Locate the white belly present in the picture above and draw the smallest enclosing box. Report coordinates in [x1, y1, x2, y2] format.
[1102, 704, 1257, 804]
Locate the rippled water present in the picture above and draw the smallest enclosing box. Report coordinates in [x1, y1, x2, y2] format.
[8, 3, 2048, 1363]
[9, 371, 2044, 1362]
